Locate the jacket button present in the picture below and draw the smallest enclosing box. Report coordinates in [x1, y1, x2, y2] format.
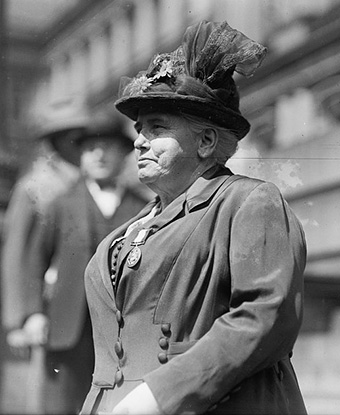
[159, 337, 169, 349]
[114, 340, 124, 359]
[115, 369, 123, 385]
[116, 310, 124, 327]
[158, 352, 168, 364]
[161, 323, 171, 335]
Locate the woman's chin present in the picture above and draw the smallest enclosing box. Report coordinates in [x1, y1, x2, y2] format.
[138, 173, 154, 185]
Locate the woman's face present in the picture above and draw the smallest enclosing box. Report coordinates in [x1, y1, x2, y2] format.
[80, 138, 128, 182]
[134, 111, 201, 197]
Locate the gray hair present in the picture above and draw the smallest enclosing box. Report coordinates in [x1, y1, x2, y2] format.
[180, 112, 239, 165]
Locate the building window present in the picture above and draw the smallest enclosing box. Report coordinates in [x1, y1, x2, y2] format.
[49, 54, 71, 102]
[313, 75, 340, 124]
[275, 88, 318, 148]
[248, 105, 276, 151]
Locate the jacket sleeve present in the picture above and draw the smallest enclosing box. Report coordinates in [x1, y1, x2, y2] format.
[143, 182, 307, 414]
[1, 183, 58, 329]
[1, 185, 40, 329]
[22, 199, 58, 320]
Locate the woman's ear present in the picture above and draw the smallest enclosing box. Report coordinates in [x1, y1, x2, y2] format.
[197, 128, 218, 159]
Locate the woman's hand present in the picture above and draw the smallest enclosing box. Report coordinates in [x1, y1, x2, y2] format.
[112, 382, 161, 414]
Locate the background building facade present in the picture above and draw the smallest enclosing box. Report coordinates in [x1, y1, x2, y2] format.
[1, 0, 340, 413]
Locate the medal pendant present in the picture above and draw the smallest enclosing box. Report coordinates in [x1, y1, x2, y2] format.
[127, 246, 142, 268]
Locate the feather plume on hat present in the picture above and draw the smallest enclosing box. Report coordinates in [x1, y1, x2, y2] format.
[116, 20, 267, 140]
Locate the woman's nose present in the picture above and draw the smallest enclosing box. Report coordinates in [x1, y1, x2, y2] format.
[134, 133, 150, 150]
[93, 147, 105, 158]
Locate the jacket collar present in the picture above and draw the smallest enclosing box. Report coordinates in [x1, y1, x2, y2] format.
[99, 166, 235, 303]
[129, 166, 234, 233]
[185, 165, 233, 211]
[116, 166, 235, 268]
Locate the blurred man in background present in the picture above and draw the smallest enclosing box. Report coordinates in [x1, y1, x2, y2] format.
[1, 106, 148, 414]
[1, 103, 84, 344]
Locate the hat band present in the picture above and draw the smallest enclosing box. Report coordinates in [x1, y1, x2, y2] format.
[120, 73, 240, 114]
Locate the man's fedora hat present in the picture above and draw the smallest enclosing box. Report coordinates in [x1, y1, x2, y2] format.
[33, 100, 133, 165]
[115, 20, 267, 140]
[75, 118, 135, 152]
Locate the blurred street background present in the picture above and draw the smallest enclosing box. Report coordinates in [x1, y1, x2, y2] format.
[1, 0, 340, 413]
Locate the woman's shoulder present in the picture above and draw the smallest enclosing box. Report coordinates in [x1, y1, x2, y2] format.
[227, 173, 281, 195]
[219, 174, 286, 213]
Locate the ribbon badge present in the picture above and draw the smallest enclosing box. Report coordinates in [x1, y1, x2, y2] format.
[126, 228, 152, 268]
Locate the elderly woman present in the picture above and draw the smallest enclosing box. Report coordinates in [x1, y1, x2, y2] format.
[81, 21, 307, 415]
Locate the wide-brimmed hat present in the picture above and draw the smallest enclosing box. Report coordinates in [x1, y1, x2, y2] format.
[40, 126, 89, 166]
[31, 99, 90, 165]
[33, 103, 133, 165]
[75, 119, 135, 151]
[45, 121, 134, 166]
[115, 20, 267, 140]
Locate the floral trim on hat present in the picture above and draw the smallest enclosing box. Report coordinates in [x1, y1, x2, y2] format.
[120, 47, 188, 97]
[119, 21, 266, 99]
[151, 56, 174, 80]
[125, 74, 153, 95]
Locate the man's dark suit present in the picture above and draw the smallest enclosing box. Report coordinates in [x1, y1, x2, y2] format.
[13, 179, 146, 414]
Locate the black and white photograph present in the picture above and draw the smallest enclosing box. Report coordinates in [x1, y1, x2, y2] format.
[0, 1, 340, 414]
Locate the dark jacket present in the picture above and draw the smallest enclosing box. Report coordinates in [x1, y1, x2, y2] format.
[82, 168, 307, 414]
[13, 179, 146, 350]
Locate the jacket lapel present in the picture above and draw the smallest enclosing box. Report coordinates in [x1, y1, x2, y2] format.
[185, 166, 234, 211]
[100, 168, 240, 305]
[99, 198, 160, 303]
[117, 191, 187, 267]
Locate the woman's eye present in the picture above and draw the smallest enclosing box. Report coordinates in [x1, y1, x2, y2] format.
[152, 124, 165, 131]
